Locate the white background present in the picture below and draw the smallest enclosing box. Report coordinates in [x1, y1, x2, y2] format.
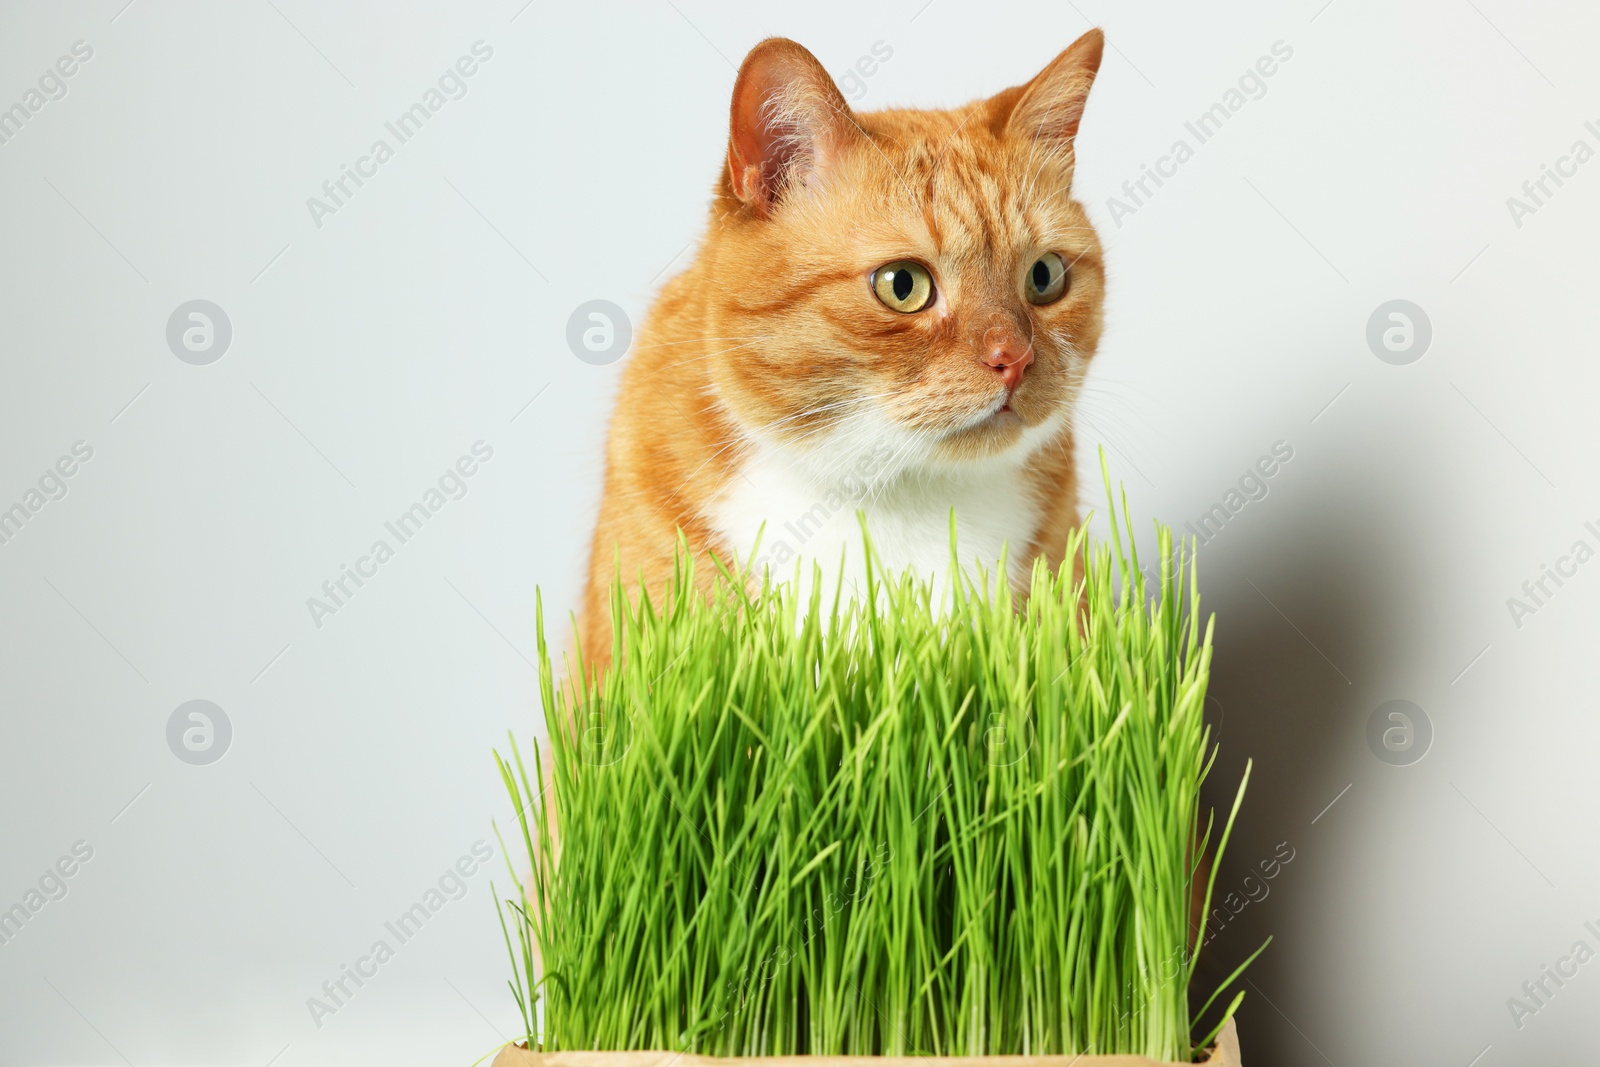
[1, 0, 1597, 1063]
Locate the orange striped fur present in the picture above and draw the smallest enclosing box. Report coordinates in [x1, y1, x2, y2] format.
[579, 30, 1107, 671]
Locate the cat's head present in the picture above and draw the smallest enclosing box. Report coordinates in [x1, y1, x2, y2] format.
[702, 30, 1105, 482]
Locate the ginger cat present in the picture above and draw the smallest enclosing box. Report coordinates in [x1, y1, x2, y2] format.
[579, 30, 1106, 670]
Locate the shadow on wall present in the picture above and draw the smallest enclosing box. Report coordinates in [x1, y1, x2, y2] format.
[1186, 463, 1430, 1063]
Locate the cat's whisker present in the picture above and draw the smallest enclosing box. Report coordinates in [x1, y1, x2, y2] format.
[1069, 407, 1154, 488]
[1065, 367, 1158, 437]
[752, 405, 902, 483]
[1072, 383, 1150, 430]
[757, 393, 891, 436]
[752, 428, 908, 495]
[745, 390, 901, 445]
[1072, 405, 1148, 463]
[634, 338, 776, 382]
[1019, 142, 1072, 220]
[861, 434, 932, 514]
[833, 101, 924, 210]
[667, 389, 900, 500]
[668, 450, 729, 504]
[1016, 108, 1054, 218]
[632, 335, 773, 351]
[649, 339, 775, 375]
[1071, 378, 1171, 451]
[1075, 370, 1160, 404]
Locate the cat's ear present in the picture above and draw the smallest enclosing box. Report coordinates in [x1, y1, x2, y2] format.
[727, 38, 861, 218]
[997, 28, 1104, 149]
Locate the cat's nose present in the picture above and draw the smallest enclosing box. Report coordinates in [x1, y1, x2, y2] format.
[981, 335, 1034, 391]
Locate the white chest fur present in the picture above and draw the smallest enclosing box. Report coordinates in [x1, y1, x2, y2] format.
[707, 437, 1045, 604]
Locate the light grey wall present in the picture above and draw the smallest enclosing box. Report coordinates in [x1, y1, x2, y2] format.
[1, 0, 1595, 1063]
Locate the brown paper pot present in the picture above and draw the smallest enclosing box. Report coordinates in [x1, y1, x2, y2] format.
[490, 1020, 1241, 1067]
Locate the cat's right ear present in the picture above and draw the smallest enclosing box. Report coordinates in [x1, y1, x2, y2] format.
[727, 38, 860, 218]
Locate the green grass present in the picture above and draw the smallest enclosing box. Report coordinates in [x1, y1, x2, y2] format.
[495, 475, 1261, 1061]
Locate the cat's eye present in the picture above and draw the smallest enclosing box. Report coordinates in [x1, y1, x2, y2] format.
[1024, 252, 1070, 305]
[871, 261, 935, 313]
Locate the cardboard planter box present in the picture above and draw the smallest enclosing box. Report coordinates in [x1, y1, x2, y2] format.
[491, 1020, 1241, 1067]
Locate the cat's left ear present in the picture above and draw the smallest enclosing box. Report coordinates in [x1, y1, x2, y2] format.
[996, 28, 1104, 149]
[727, 38, 862, 218]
